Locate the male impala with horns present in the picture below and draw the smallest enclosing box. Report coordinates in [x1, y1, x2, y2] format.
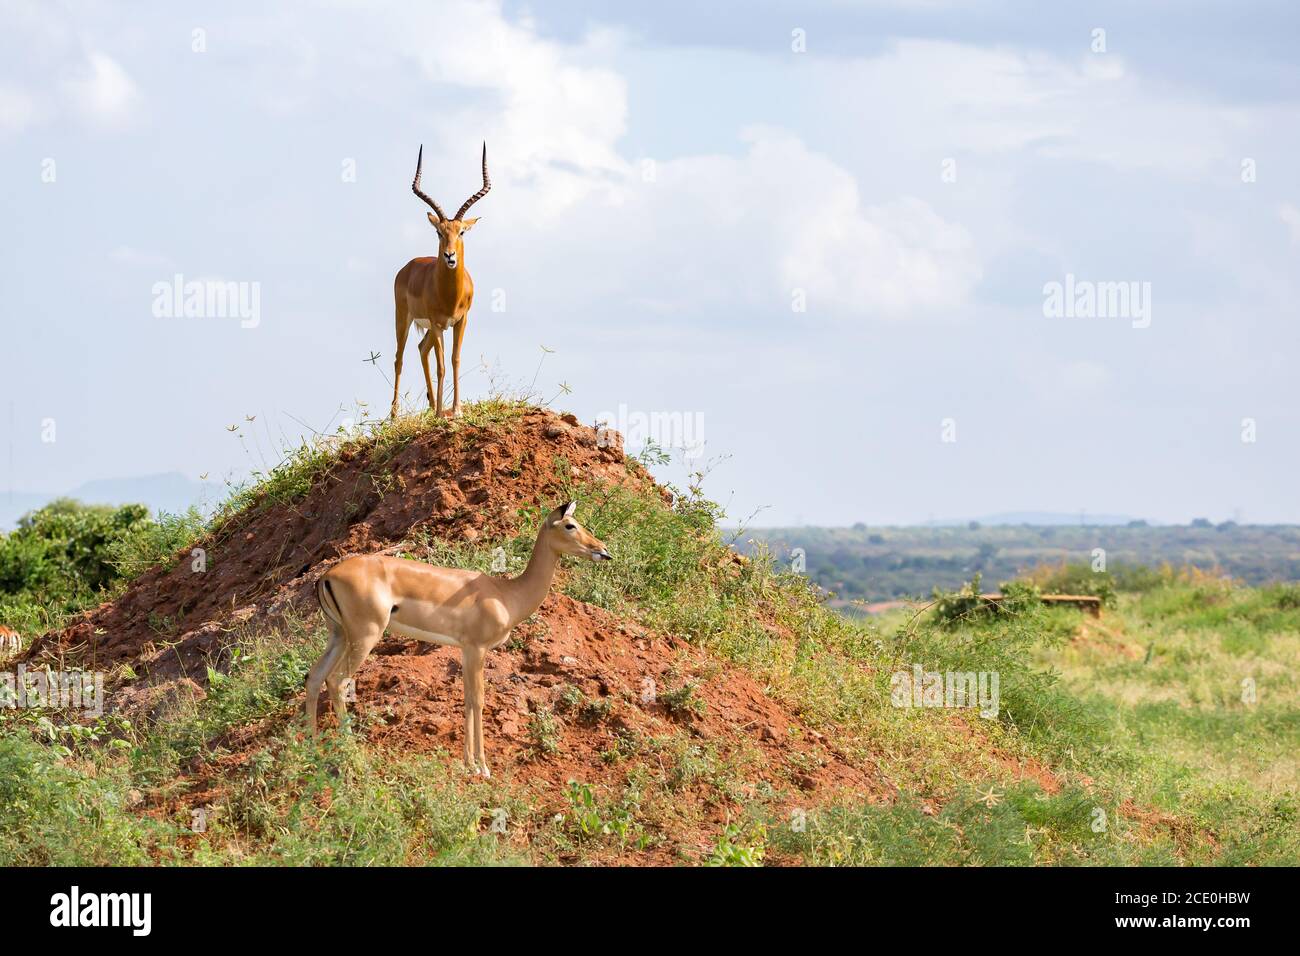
[391, 143, 491, 419]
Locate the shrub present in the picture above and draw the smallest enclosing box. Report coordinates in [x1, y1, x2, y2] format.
[0, 500, 206, 640]
[1022, 561, 1117, 606]
[1262, 582, 1300, 610]
[931, 574, 1043, 626]
[0, 499, 150, 600]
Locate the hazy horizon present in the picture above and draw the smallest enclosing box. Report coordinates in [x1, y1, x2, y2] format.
[3, 0, 1298, 526]
[0, 468, 1281, 532]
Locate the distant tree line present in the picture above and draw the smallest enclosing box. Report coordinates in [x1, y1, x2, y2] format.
[743, 523, 1300, 601]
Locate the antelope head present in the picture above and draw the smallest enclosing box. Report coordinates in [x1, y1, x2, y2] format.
[543, 501, 612, 562]
[412, 142, 491, 270]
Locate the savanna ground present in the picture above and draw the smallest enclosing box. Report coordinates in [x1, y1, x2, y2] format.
[0, 401, 1295, 866]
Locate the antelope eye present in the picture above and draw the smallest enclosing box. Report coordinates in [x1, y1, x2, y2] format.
[564, 523, 576, 530]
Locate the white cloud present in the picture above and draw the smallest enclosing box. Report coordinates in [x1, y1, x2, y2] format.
[368, 5, 979, 321]
[1020, 356, 1113, 401]
[665, 129, 979, 316]
[831, 39, 1258, 179]
[64, 52, 137, 126]
[445, 126, 980, 327]
[782, 171, 979, 314]
[0, 85, 37, 133]
[1280, 203, 1300, 244]
[400, 2, 630, 223]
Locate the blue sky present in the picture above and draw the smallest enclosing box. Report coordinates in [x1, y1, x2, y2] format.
[1, 0, 1298, 525]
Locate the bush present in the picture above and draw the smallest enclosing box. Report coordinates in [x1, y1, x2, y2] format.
[1022, 561, 1117, 606]
[1262, 582, 1300, 610]
[931, 574, 1043, 627]
[0, 499, 150, 598]
[910, 576, 1106, 759]
[0, 499, 148, 595]
[0, 499, 200, 639]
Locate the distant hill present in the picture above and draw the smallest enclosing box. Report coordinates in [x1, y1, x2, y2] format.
[0, 472, 224, 529]
[923, 512, 1140, 527]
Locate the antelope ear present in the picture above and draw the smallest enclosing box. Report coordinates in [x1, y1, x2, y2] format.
[427, 212, 440, 227]
[460, 217, 480, 231]
[563, 500, 578, 518]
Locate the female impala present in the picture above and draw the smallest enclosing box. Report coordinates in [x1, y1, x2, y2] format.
[391, 142, 492, 419]
[306, 502, 612, 777]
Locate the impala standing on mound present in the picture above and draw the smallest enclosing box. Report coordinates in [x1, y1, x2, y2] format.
[307, 501, 611, 777]
[391, 143, 491, 419]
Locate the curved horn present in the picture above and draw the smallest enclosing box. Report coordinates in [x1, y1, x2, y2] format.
[455, 142, 491, 221]
[411, 145, 447, 221]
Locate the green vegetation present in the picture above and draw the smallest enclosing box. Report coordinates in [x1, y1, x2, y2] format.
[1029, 573, 1300, 865]
[527, 708, 563, 757]
[0, 497, 204, 639]
[1, 402, 1295, 865]
[0, 731, 163, 865]
[659, 681, 707, 720]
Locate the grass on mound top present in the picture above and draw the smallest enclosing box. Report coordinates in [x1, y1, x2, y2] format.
[213, 398, 530, 525]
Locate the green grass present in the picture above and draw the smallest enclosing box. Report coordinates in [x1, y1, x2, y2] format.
[0, 732, 167, 865]
[192, 735, 524, 866]
[766, 782, 1179, 866]
[1026, 576, 1300, 865]
[0, 614, 525, 867]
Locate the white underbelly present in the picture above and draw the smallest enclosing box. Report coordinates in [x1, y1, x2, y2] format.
[413, 317, 432, 332]
[388, 619, 462, 649]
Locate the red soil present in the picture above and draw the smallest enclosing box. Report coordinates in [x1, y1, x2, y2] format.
[26, 408, 648, 678]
